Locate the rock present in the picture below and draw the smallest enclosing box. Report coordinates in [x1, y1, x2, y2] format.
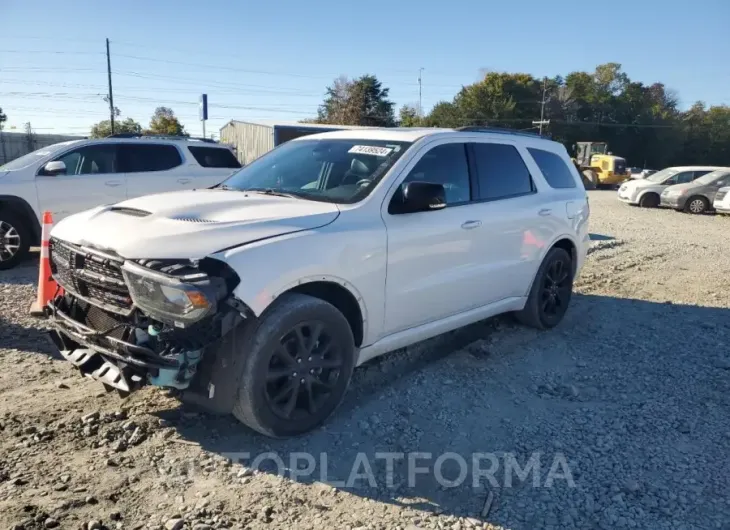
[236, 467, 254, 478]
[193, 525, 213, 530]
[81, 412, 100, 425]
[87, 520, 102, 530]
[110, 511, 122, 521]
[128, 427, 146, 446]
[85, 496, 98, 505]
[112, 439, 127, 452]
[44, 518, 60, 528]
[57, 382, 70, 389]
[106, 458, 119, 467]
[165, 518, 184, 530]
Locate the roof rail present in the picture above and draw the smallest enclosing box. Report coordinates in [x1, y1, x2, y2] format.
[106, 133, 217, 144]
[454, 126, 546, 139]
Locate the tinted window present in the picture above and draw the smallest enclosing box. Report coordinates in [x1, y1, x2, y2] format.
[527, 148, 576, 189]
[401, 143, 471, 204]
[692, 170, 711, 180]
[188, 146, 241, 169]
[676, 172, 695, 184]
[471, 143, 533, 200]
[48, 145, 118, 175]
[119, 144, 182, 173]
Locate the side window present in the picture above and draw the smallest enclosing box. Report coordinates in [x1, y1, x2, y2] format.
[527, 148, 576, 189]
[471, 143, 534, 200]
[401, 143, 471, 204]
[692, 170, 710, 180]
[48, 145, 118, 176]
[188, 146, 242, 169]
[119, 144, 182, 173]
[675, 172, 695, 184]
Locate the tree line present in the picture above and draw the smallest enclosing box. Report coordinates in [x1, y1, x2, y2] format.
[89, 106, 187, 138]
[313, 64, 730, 168]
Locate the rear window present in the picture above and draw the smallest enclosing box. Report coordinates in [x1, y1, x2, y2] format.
[188, 146, 241, 169]
[527, 148, 577, 189]
[119, 144, 182, 173]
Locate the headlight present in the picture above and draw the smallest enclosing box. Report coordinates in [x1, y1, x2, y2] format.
[122, 261, 217, 327]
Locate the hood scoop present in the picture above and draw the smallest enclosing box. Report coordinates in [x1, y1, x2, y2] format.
[168, 215, 219, 223]
[110, 206, 151, 217]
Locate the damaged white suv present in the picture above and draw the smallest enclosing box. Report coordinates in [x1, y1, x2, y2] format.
[47, 127, 590, 437]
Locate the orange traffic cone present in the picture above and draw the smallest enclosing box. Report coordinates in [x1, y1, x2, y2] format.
[29, 211, 62, 317]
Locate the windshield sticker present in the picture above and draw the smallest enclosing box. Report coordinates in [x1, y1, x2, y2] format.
[348, 145, 393, 157]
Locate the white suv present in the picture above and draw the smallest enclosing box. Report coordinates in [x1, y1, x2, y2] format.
[0, 135, 240, 269]
[45, 126, 590, 437]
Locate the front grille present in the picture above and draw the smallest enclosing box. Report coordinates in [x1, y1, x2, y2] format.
[716, 190, 728, 202]
[50, 238, 133, 314]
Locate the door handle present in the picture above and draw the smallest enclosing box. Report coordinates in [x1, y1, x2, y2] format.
[177, 178, 192, 184]
[105, 181, 122, 187]
[461, 220, 482, 230]
[538, 208, 552, 216]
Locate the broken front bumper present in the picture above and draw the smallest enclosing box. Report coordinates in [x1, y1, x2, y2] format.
[47, 297, 192, 394]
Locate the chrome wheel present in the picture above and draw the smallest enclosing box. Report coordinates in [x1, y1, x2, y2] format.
[265, 321, 344, 420]
[0, 221, 21, 263]
[688, 198, 706, 214]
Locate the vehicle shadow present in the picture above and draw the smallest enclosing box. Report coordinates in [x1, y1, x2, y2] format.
[154, 294, 730, 529]
[0, 317, 59, 358]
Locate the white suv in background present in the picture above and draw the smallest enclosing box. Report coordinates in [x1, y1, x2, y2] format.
[46, 126, 590, 437]
[0, 135, 240, 269]
[617, 166, 720, 208]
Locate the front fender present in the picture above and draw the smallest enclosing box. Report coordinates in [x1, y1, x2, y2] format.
[213, 222, 387, 345]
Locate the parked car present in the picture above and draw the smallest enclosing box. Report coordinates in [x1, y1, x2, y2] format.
[617, 166, 719, 208]
[45, 126, 590, 437]
[628, 167, 657, 179]
[660, 168, 730, 214]
[713, 186, 730, 214]
[0, 135, 241, 269]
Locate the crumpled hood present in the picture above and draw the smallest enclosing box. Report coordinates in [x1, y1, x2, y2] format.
[50, 189, 340, 259]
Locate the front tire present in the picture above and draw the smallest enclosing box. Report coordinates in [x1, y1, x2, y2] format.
[0, 211, 31, 271]
[516, 247, 574, 330]
[232, 293, 356, 438]
[639, 193, 660, 208]
[684, 196, 708, 214]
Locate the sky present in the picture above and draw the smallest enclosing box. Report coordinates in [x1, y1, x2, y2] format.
[1, 0, 729, 138]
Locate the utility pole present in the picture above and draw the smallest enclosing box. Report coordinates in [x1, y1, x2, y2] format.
[533, 76, 550, 135]
[418, 68, 424, 118]
[106, 38, 115, 135]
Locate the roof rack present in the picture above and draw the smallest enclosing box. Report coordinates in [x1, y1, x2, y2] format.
[106, 133, 218, 144]
[454, 126, 546, 139]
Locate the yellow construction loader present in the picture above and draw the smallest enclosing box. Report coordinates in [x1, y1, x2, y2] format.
[572, 142, 630, 189]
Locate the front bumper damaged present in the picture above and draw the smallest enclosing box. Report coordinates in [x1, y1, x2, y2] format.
[46, 295, 218, 395]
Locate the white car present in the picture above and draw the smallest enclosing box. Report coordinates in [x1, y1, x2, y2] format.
[0, 135, 241, 269]
[628, 168, 657, 179]
[617, 166, 721, 208]
[713, 186, 730, 214]
[45, 126, 590, 437]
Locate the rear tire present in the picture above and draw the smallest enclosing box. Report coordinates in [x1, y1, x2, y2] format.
[684, 196, 708, 215]
[0, 210, 31, 271]
[638, 193, 660, 208]
[231, 293, 356, 438]
[516, 247, 574, 330]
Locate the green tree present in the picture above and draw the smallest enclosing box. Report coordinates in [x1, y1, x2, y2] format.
[317, 75, 395, 126]
[90, 117, 142, 138]
[146, 107, 187, 136]
[398, 104, 422, 127]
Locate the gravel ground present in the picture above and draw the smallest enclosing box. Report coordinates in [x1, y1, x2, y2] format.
[1, 190, 729, 530]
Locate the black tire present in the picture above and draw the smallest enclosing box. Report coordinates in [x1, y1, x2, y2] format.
[638, 193, 660, 208]
[0, 210, 31, 271]
[231, 293, 356, 438]
[516, 247, 573, 330]
[684, 196, 708, 215]
[582, 170, 597, 190]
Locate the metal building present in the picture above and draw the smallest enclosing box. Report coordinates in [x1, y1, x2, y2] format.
[219, 120, 370, 165]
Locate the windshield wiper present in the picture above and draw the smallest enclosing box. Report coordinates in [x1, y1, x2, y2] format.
[246, 188, 303, 199]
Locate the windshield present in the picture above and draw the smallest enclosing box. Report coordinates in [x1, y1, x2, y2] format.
[0, 141, 79, 171]
[646, 168, 679, 183]
[219, 138, 412, 203]
[695, 170, 729, 185]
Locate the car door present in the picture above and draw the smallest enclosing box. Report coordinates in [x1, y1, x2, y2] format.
[35, 143, 126, 221]
[468, 141, 551, 301]
[120, 143, 186, 197]
[381, 141, 486, 335]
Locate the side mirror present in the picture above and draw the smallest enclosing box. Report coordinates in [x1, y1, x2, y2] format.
[41, 160, 66, 176]
[391, 181, 446, 214]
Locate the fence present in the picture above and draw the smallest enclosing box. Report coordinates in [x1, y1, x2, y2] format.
[0, 132, 85, 165]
